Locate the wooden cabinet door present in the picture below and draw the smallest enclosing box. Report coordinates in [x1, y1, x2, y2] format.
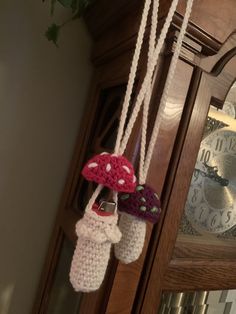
[33, 27, 195, 314]
[33, 1, 236, 313]
[105, 42, 197, 314]
[137, 32, 236, 314]
[33, 34, 149, 312]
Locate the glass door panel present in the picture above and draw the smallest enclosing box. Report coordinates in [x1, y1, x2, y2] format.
[159, 290, 236, 314]
[46, 236, 82, 314]
[174, 82, 236, 259]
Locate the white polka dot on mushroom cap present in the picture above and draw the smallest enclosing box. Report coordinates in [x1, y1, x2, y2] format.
[106, 163, 111, 172]
[118, 179, 125, 185]
[133, 175, 136, 183]
[122, 165, 131, 174]
[88, 162, 98, 168]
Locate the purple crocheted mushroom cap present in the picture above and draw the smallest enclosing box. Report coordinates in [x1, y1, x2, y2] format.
[118, 184, 161, 224]
[82, 152, 136, 193]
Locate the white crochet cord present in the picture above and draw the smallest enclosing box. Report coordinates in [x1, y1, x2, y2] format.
[70, 0, 153, 292]
[71, 0, 194, 290]
[139, 0, 159, 185]
[118, 0, 180, 156]
[86, 0, 153, 213]
[143, 0, 194, 181]
[116, 0, 159, 264]
[116, 0, 194, 265]
[85, 184, 103, 212]
[114, 0, 152, 155]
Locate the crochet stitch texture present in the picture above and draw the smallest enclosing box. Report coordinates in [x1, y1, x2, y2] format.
[115, 212, 146, 264]
[82, 153, 136, 193]
[70, 207, 121, 292]
[115, 184, 161, 264]
[118, 184, 161, 223]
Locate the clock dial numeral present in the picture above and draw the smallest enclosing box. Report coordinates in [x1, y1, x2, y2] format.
[207, 212, 221, 231]
[200, 149, 211, 163]
[193, 169, 199, 182]
[192, 167, 203, 185]
[215, 138, 224, 152]
[228, 136, 236, 153]
[185, 128, 236, 234]
[212, 134, 227, 154]
[189, 188, 202, 206]
[192, 189, 198, 203]
[194, 206, 209, 223]
[221, 210, 234, 225]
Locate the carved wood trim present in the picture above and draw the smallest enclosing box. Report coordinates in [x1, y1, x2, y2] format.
[200, 32, 236, 73]
[85, 0, 236, 66]
[140, 33, 236, 314]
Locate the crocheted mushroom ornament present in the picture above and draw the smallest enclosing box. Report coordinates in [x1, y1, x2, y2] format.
[115, 184, 161, 264]
[82, 153, 136, 193]
[70, 203, 121, 292]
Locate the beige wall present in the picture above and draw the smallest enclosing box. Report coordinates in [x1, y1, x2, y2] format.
[0, 1, 92, 313]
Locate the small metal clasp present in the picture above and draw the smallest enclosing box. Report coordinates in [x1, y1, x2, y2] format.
[98, 201, 116, 214]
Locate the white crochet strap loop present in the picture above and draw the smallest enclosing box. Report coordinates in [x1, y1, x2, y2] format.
[85, 0, 152, 209]
[139, 0, 159, 184]
[118, 0, 180, 156]
[85, 184, 104, 212]
[114, 0, 152, 154]
[142, 0, 194, 182]
[86, 0, 193, 207]
[113, 191, 118, 206]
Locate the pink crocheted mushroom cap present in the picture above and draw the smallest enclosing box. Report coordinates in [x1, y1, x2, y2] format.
[82, 153, 136, 193]
[118, 184, 161, 224]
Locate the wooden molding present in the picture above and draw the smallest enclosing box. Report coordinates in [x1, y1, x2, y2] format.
[140, 33, 236, 314]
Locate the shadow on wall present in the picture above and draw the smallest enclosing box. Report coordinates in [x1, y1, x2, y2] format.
[0, 1, 92, 314]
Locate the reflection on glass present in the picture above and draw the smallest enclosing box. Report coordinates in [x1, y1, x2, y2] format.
[72, 85, 124, 214]
[46, 236, 81, 314]
[159, 289, 236, 314]
[175, 81, 236, 259]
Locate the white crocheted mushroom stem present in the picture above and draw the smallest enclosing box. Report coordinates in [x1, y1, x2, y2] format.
[69, 208, 121, 292]
[70, 237, 111, 292]
[115, 212, 146, 264]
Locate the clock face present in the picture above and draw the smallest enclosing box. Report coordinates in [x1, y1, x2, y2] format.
[221, 101, 236, 119]
[185, 128, 236, 234]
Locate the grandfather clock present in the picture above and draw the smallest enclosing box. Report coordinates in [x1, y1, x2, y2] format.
[33, 1, 236, 313]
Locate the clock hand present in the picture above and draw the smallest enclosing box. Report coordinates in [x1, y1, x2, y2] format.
[203, 163, 229, 186]
[194, 163, 229, 187]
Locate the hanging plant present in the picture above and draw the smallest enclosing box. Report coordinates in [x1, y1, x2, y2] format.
[43, 0, 95, 46]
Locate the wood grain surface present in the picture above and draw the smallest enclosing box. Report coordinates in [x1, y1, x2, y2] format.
[33, 1, 236, 313]
[140, 34, 236, 314]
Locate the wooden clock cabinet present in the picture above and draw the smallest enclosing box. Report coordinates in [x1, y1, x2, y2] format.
[33, 0, 236, 313]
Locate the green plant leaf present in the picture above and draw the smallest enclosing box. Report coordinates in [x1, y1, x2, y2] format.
[44, 0, 95, 46]
[45, 23, 60, 46]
